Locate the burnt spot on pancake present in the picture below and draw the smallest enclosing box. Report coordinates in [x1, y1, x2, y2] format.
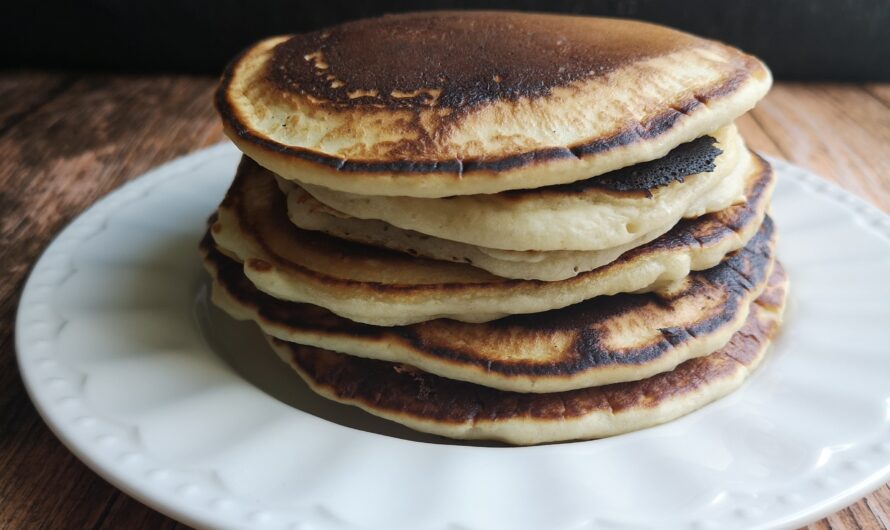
[264, 12, 685, 110]
[274, 267, 784, 426]
[504, 135, 721, 198]
[650, 156, 772, 251]
[584, 135, 720, 193]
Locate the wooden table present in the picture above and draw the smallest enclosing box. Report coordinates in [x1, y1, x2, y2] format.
[1, 73, 889, 530]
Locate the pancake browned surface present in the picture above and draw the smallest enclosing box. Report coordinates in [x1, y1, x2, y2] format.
[216, 11, 771, 197]
[203, 217, 776, 392]
[210, 155, 775, 325]
[266, 264, 788, 445]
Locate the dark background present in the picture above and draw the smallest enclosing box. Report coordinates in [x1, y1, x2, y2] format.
[2, 0, 889, 80]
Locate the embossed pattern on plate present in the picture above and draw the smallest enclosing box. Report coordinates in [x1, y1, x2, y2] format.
[15, 143, 890, 530]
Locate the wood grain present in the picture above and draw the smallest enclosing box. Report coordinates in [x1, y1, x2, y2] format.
[0, 72, 221, 530]
[0, 74, 888, 530]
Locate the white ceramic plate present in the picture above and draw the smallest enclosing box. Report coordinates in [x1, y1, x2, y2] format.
[16, 143, 890, 530]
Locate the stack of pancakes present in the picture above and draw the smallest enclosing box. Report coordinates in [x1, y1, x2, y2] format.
[205, 12, 788, 445]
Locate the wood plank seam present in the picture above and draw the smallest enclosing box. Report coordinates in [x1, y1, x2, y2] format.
[864, 495, 890, 529]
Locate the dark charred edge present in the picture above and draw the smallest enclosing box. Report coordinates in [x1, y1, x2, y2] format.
[753, 260, 787, 311]
[203, 210, 775, 379]
[276, 274, 782, 425]
[216, 43, 755, 177]
[501, 134, 721, 199]
[617, 153, 772, 257]
[199, 231, 214, 256]
[222, 155, 771, 296]
[409, 218, 774, 378]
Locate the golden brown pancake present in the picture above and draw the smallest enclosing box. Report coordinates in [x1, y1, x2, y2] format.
[265, 264, 788, 445]
[202, 219, 776, 392]
[210, 155, 775, 325]
[216, 11, 771, 197]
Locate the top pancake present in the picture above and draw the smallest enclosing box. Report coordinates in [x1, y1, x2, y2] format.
[216, 11, 771, 197]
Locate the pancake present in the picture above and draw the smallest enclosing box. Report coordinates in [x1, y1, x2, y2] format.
[203, 218, 776, 392]
[266, 263, 788, 444]
[282, 130, 753, 279]
[284, 182, 669, 281]
[215, 11, 771, 198]
[297, 125, 748, 252]
[211, 155, 775, 326]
